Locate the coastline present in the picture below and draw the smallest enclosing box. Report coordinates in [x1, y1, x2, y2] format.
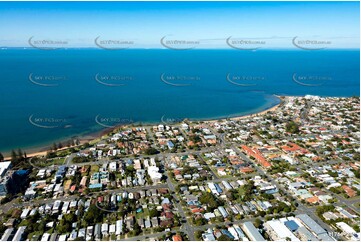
[4, 95, 284, 160]
[204, 95, 283, 123]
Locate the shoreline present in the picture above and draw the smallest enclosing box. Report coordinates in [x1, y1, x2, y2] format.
[204, 95, 283, 123]
[4, 95, 284, 159]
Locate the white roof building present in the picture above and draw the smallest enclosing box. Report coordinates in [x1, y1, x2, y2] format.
[0, 161, 11, 177]
[265, 220, 300, 241]
[109, 162, 117, 171]
[20, 208, 30, 219]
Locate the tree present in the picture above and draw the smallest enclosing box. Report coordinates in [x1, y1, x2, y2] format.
[236, 181, 255, 202]
[0, 152, 4, 162]
[72, 156, 89, 163]
[133, 222, 141, 236]
[57, 217, 72, 234]
[10, 149, 25, 167]
[254, 218, 262, 228]
[194, 218, 207, 226]
[11, 149, 17, 163]
[83, 205, 104, 224]
[226, 189, 236, 200]
[149, 208, 159, 217]
[286, 121, 300, 134]
[195, 230, 203, 240]
[37, 220, 47, 233]
[217, 234, 232, 241]
[144, 147, 159, 155]
[125, 165, 135, 176]
[199, 192, 223, 210]
[17, 148, 24, 160]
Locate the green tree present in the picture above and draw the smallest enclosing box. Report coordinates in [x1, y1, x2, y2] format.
[17, 148, 24, 160]
[254, 218, 262, 228]
[133, 222, 141, 236]
[144, 147, 159, 155]
[149, 208, 159, 217]
[286, 121, 300, 134]
[83, 205, 104, 224]
[194, 230, 203, 240]
[10, 149, 17, 164]
[217, 234, 233, 241]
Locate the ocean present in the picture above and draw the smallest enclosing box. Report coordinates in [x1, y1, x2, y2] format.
[0, 49, 359, 154]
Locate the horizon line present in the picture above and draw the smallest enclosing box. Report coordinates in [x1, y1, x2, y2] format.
[1, 47, 360, 50]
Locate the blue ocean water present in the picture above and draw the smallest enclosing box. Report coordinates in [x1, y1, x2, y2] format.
[0, 49, 359, 154]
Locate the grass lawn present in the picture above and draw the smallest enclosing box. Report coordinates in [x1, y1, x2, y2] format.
[32, 157, 65, 168]
[135, 207, 150, 219]
[209, 167, 233, 178]
[91, 165, 100, 173]
[50, 157, 65, 165]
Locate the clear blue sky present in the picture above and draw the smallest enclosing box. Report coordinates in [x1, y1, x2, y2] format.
[0, 1, 359, 48]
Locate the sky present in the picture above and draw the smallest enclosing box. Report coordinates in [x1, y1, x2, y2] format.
[0, 1, 359, 49]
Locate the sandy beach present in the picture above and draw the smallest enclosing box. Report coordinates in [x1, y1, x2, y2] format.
[225, 95, 283, 121]
[4, 137, 95, 160]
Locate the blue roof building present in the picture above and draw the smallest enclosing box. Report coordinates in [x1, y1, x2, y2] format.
[284, 220, 299, 232]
